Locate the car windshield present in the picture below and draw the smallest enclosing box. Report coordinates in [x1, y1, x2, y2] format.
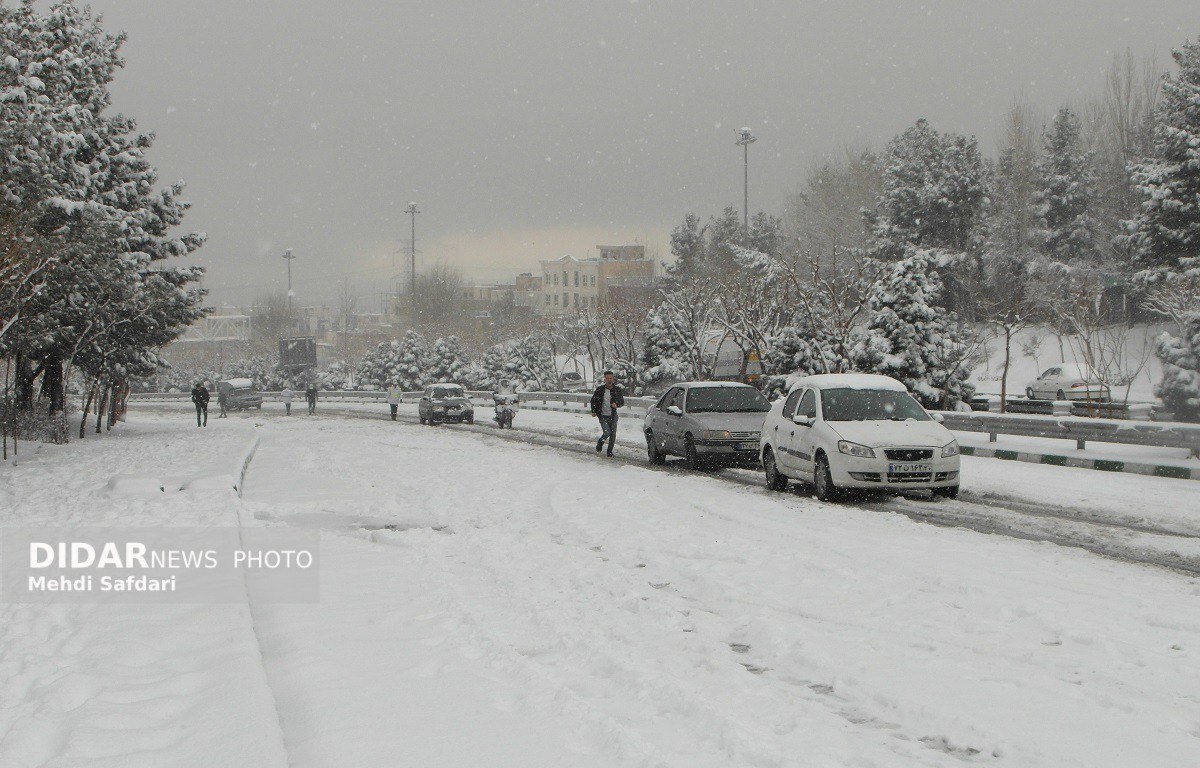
[819, 388, 929, 422]
[685, 387, 770, 414]
[432, 387, 464, 399]
[561, 373, 581, 381]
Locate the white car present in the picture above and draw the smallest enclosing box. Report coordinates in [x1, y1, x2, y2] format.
[759, 373, 961, 501]
[1024, 363, 1111, 402]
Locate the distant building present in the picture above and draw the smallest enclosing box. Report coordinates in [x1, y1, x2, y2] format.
[513, 273, 543, 311]
[536, 244, 655, 316]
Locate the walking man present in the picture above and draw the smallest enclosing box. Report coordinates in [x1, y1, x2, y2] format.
[216, 385, 228, 418]
[305, 384, 318, 414]
[590, 370, 624, 457]
[191, 381, 209, 427]
[386, 384, 402, 421]
[280, 385, 294, 416]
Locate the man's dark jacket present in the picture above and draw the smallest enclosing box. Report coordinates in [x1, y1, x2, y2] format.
[191, 386, 209, 406]
[590, 384, 625, 416]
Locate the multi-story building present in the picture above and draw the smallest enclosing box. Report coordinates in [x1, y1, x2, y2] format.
[536, 244, 655, 315]
[513, 273, 543, 312]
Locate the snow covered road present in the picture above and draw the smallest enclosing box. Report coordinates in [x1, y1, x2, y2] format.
[6, 410, 1200, 766]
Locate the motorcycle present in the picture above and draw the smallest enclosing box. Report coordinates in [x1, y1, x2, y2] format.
[492, 393, 519, 429]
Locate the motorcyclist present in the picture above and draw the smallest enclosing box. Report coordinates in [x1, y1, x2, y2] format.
[493, 379, 518, 427]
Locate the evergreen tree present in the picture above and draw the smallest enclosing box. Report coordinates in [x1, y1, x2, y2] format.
[1034, 107, 1102, 266]
[479, 334, 555, 390]
[639, 304, 689, 386]
[869, 119, 989, 261]
[428, 335, 471, 383]
[851, 251, 974, 408]
[356, 331, 433, 391]
[1122, 38, 1200, 278]
[1, 1, 205, 421]
[704, 205, 745, 273]
[1155, 311, 1200, 422]
[666, 213, 705, 279]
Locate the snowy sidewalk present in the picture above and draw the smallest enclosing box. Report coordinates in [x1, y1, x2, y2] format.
[0, 418, 288, 768]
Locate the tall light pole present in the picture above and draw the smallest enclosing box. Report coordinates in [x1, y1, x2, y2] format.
[281, 248, 296, 312]
[736, 127, 757, 239]
[404, 202, 420, 296]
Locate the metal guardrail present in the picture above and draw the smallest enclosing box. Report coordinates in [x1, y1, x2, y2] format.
[130, 391, 1199, 455]
[969, 394, 1156, 421]
[937, 410, 1200, 453]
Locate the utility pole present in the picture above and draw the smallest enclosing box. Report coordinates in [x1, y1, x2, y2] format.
[736, 127, 757, 239]
[281, 248, 296, 312]
[404, 202, 420, 296]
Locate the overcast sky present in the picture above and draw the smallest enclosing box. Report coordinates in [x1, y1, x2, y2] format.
[88, 0, 1195, 309]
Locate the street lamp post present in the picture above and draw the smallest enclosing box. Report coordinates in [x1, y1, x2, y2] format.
[404, 202, 420, 296]
[735, 127, 757, 239]
[281, 248, 296, 312]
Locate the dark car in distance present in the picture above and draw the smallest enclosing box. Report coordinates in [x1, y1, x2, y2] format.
[419, 383, 475, 425]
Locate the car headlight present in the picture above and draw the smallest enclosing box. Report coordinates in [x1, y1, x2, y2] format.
[941, 441, 960, 457]
[702, 430, 731, 441]
[838, 440, 875, 458]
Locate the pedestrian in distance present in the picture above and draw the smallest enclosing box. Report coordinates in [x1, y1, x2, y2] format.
[217, 385, 228, 418]
[386, 384, 403, 421]
[191, 381, 210, 427]
[305, 384, 318, 414]
[280, 385, 295, 416]
[590, 370, 624, 457]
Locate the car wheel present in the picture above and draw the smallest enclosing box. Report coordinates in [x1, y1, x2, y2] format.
[646, 431, 666, 465]
[1056, 389, 1067, 401]
[814, 454, 841, 502]
[763, 448, 788, 491]
[466, 414, 474, 425]
[933, 485, 960, 500]
[1025, 387, 1035, 400]
[683, 434, 702, 470]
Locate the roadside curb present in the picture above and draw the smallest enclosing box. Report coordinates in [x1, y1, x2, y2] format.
[959, 444, 1200, 481]
[234, 435, 261, 497]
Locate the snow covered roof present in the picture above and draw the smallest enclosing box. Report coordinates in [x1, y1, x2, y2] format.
[679, 381, 756, 389]
[220, 378, 255, 389]
[787, 373, 908, 393]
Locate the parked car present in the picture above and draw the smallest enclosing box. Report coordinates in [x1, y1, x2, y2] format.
[419, 383, 474, 424]
[558, 371, 589, 392]
[759, 373, 961, 501]
[644, 382, 770, 468]
[1024, 363, 1111, 402]
[216, 378, 262, 411]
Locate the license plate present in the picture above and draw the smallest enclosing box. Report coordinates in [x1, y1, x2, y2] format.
[736, 442, 758, 451]
[888, 462, 931, 473]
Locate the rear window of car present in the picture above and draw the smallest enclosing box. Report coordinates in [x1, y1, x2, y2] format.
[685, 386, 770, 414]
[819, 388, 929, 422]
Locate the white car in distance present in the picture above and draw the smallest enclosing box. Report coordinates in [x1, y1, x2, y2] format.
[760, 373, 961, 501]
[1024, 363, 1111, 402]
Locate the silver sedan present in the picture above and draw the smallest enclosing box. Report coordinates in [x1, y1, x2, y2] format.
[643, 382, 770, 469]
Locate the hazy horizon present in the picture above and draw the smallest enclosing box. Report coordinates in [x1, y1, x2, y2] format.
[86, 0, 1197, 308]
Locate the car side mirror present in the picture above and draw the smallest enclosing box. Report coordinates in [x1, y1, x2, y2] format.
[792, 414, 813, 427]
[931, 412, 945, 423]
[666, 405, 683, 417]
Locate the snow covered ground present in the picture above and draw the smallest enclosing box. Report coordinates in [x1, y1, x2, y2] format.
[4, 409, 1200, 767]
